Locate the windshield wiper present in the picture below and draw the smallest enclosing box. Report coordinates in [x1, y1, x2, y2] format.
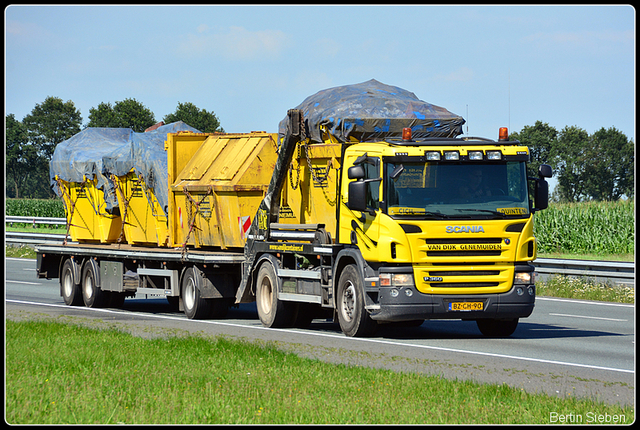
[456, 209, 506, 218]
[391, 210, 451, 219]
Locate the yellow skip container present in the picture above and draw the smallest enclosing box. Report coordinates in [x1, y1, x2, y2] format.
[166, 131, 279, 249]
[55, 175, 123, 244]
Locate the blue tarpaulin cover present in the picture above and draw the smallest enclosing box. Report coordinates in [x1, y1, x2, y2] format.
[279, 79, 465, 144]
[50, 121, 200, 212]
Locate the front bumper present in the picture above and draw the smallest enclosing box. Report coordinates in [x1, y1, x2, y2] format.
[369, 284, 535, 322]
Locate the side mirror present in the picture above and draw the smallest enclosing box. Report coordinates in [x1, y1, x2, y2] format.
[348, 165, 365, 180]
[535, 178, 549, 211]
[348, 181, 368, 212]
[538, 164, 552, 178]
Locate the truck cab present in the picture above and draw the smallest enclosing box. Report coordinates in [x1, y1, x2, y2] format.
[339, 128, 552, 336]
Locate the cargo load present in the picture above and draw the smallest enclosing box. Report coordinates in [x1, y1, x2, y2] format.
[278, 79, 465, 144]
[50, 122, 199, 244]
[166, 131, 279, 249]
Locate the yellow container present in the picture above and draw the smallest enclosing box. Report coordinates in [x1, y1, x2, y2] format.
[166, 132, 279, 249]
[56, 175, 123, 243]
[111, 171, 169, 246]
[278, 141, 342, 237]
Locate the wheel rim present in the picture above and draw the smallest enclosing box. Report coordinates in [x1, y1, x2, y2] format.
[184, 278, 196, 311]
[259, 276, 273, 316]
[83, 273, 94, 299]
[340, 281, 356, 322]
[63, 271, 73, 298]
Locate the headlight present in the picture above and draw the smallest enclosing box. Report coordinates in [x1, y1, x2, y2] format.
[379, 273, 414, 287]
[425, 151, 441, 160]
[468, 151, 483, 160]
[486, 150, 502, 160]
[514, 272, 532, 285]
[444, 151, 459, 160]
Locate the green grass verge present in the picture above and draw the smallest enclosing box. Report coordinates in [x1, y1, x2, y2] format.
[5, 320, 633, 425]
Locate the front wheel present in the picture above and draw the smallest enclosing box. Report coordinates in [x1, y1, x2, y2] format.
[255, 261, 294, 328]
[336, 264, 377, 337]
[476, 318, 519, 337]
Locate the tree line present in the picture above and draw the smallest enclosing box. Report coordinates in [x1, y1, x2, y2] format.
[6, 96, 634, 201]
[510, 121, 634, 202]
[6, 97, 223, 199]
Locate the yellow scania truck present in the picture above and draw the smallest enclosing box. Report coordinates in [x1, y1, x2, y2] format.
[36, 80, 551, 337]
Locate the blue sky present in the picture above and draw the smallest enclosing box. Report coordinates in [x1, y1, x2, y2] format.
[5, 5, 635, 144]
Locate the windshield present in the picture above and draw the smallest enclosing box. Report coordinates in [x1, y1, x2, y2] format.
[385, 161, 530, 219]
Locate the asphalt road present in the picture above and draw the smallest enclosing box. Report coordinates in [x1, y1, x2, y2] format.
[5, 257, 635, 407]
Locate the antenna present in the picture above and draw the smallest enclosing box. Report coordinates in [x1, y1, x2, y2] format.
[508, 69, 511, 133]
[466, 104, 469, 136]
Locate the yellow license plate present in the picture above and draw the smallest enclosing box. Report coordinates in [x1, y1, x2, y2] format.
[449, 302, 484, 311]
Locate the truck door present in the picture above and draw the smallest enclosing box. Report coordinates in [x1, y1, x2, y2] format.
[340, 154, 382, 261]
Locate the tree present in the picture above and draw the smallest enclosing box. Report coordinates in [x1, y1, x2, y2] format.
[583, 127, 634, 200]
[22, 96, 82, 161]
[6, 114, 33, 198]
[163, 102, 224, 133]
[554, 125, 590, 202]
[18, 97, 83, 198]
[509, 121, 558, 179]
[87, 98, 156, 132]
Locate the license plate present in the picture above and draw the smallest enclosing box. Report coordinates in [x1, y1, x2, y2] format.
[449, 302, 484, 311]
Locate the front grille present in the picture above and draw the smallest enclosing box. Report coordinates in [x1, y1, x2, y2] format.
[429, 270, 500, 276]
[436, 282, 499, 288]
[421, 261, 506, 290]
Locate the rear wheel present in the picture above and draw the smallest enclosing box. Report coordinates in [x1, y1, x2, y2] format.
[182, 267, 211, 319]
[61, 259, 82, 306]
[336, 264, 377, 337]
[81, 259, 108, 308]
[476, 318, 519, 337]
[255, 261, 294, 327]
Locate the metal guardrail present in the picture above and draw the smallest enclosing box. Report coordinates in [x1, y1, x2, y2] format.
[5, 218, 635, 287]
[6, 216, 67, 226]
[534, 257, 635, 287]
[5, 231, 76, 245]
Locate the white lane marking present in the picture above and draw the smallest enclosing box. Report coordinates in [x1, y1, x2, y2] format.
[549, 313, 627, 322]
[7, 280, 42, 285]
[7, 299, 634, 375]
[537, 296, 634, 308]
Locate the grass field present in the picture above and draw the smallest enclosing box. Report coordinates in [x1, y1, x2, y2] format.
[5, 320, 634, 425]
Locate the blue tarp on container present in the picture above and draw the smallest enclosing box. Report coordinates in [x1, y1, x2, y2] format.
[279, 79, 465, 144]
[50, 121, 200, 212]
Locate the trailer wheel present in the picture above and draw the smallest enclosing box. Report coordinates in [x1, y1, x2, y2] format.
[336, 264, 377, 337]
[81, 259, 108, 308]
[476, 318, 519, 337]
[61, 259, 82, 306]
[256, 261, 294, 328]
[182, 267, 212, 319]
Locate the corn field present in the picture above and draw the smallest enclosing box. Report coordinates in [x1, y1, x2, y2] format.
[534, 199, 635, 255]
[5, 198, 65, 218]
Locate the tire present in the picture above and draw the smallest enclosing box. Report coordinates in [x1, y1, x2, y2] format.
[81, 259, 108, 308]
[182, 267, 212, 319]
[60, 259, 82, 306]
[336, 264, 377, 337]
[255, 261, 294, 328]
[476, 318, 519, 337]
